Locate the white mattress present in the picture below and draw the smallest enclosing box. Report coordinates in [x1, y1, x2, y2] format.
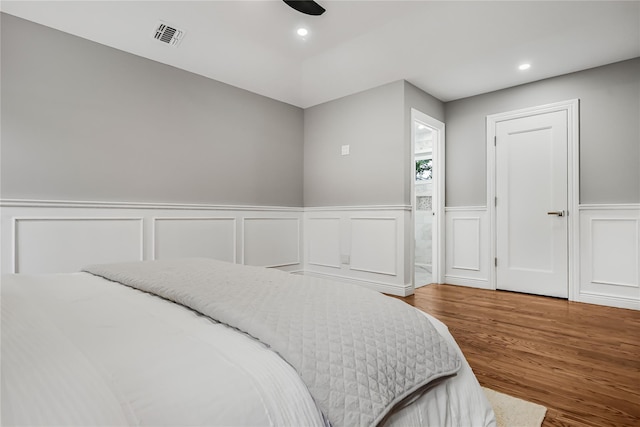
[1, 272, 495, 427]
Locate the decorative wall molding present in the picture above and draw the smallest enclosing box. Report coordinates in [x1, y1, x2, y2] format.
[152, 217, 236, 263]
[590, 218, 638, 288]
[305, 205, 411, 212]
[445, 206, 487, 212]
[445, 208, 490, 287]
[578, 203, 640, 211]
[1, 202, 303, 276]
[579, 206, 639, 310]
[303, 208, 409, 296]
[0, 198, 303, 212]
[350, 217, 398, 276]
[306, 217, 341, 269]
[451, 217, 481, 271]
[242, 217, 301, 268]
[12, 217, 143, 274]
[4, 199, 638, 309]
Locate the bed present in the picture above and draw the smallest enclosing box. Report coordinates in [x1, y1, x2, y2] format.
[1, 258, 495, 427]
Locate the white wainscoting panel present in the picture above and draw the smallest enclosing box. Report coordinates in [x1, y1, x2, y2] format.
[445, 207, 490, 289]
[579, 205, 639, 309]
[242, 218, 300, 267]
[153, 217, 236, 263]
[350, 217, 397, 276]
[13, 217, 143, 274]
[303, 207, 411, 296]
[451, 217, 481, 271]
[307, 218, 341, 269]
[591, 219, 637, 287]
[1, 200, 303, 275]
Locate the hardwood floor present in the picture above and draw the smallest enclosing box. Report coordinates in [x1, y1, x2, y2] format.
[392, 285, 640, 427]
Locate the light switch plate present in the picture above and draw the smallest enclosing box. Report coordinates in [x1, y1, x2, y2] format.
[341, 145, 350, 155]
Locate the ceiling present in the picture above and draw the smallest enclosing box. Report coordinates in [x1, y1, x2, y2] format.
[2, 1, 639, 108]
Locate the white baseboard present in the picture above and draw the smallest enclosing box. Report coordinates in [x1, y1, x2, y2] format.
[575, 292, 640, 311]
[302, 270, 413, 296]
[444, 275, 493, 290]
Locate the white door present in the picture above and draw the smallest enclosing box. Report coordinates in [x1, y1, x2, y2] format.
[495, 110, 568, 298]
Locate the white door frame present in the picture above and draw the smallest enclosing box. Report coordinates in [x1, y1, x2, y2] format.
[486, 99, 580, 300]
[410, 108, 445, 286]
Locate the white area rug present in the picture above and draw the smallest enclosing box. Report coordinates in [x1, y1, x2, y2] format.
[483, 387, 547, 427]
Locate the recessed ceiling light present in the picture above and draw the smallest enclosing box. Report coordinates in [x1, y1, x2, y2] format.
[297, 27, 309, 37]
[518, 63, 531, 71]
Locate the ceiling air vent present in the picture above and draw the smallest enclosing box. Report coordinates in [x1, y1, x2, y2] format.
[153, 22, 185, 47]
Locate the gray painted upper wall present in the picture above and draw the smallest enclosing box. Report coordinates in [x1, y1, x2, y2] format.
[445, 58, 640, 206]
[303, 80, 444, 207]
[304, 81, 405, 207]
[6, 13, 636, 210]
[1, 13, 304, 207]
[403, 81, 445, 123]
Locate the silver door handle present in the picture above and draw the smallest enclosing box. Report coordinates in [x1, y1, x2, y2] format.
[547, 210, 564, 217]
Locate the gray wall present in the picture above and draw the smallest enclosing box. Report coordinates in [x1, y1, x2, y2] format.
[1, 13, 304, 207]
[303, 81, 405, 207]
[445, 58, 640, 207]
[303, 80, 444, 207]
[6, 12, 636, 210]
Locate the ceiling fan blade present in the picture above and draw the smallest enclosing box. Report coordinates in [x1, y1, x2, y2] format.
[283, 0, 326, 16]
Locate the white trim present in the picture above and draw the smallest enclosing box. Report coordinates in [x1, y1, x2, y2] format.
[302, 270, 413, 296]
[445, 206, 487, 212]
[576, 292, 640, 311]
[304, 205, 411, 212]
[411, 109, 445, 286]
[0, 199, 419, 213]
[306, 217, 343, 220]
[444, 276, 492, 290]
[486, 99, 580, 298]
[590, 279, 638, 288]
[307, 261, 341, 269]
[15, 200, 635, 215]
[0, 199, 304, 212]
[579, 203, 640, 211]
[350, 216, 398, 220]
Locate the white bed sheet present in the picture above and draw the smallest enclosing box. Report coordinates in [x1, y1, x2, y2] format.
[1, 272, 495, 427]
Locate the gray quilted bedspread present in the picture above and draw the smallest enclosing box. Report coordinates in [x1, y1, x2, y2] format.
[84, 258, 460, 427]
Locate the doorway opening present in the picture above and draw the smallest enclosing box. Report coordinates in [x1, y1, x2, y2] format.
[411, 109, 444, 289]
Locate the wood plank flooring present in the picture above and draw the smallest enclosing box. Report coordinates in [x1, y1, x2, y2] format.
[391, 285, 640, 427]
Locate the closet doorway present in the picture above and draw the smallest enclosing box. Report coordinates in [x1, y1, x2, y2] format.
[411, 109, 444, 288]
